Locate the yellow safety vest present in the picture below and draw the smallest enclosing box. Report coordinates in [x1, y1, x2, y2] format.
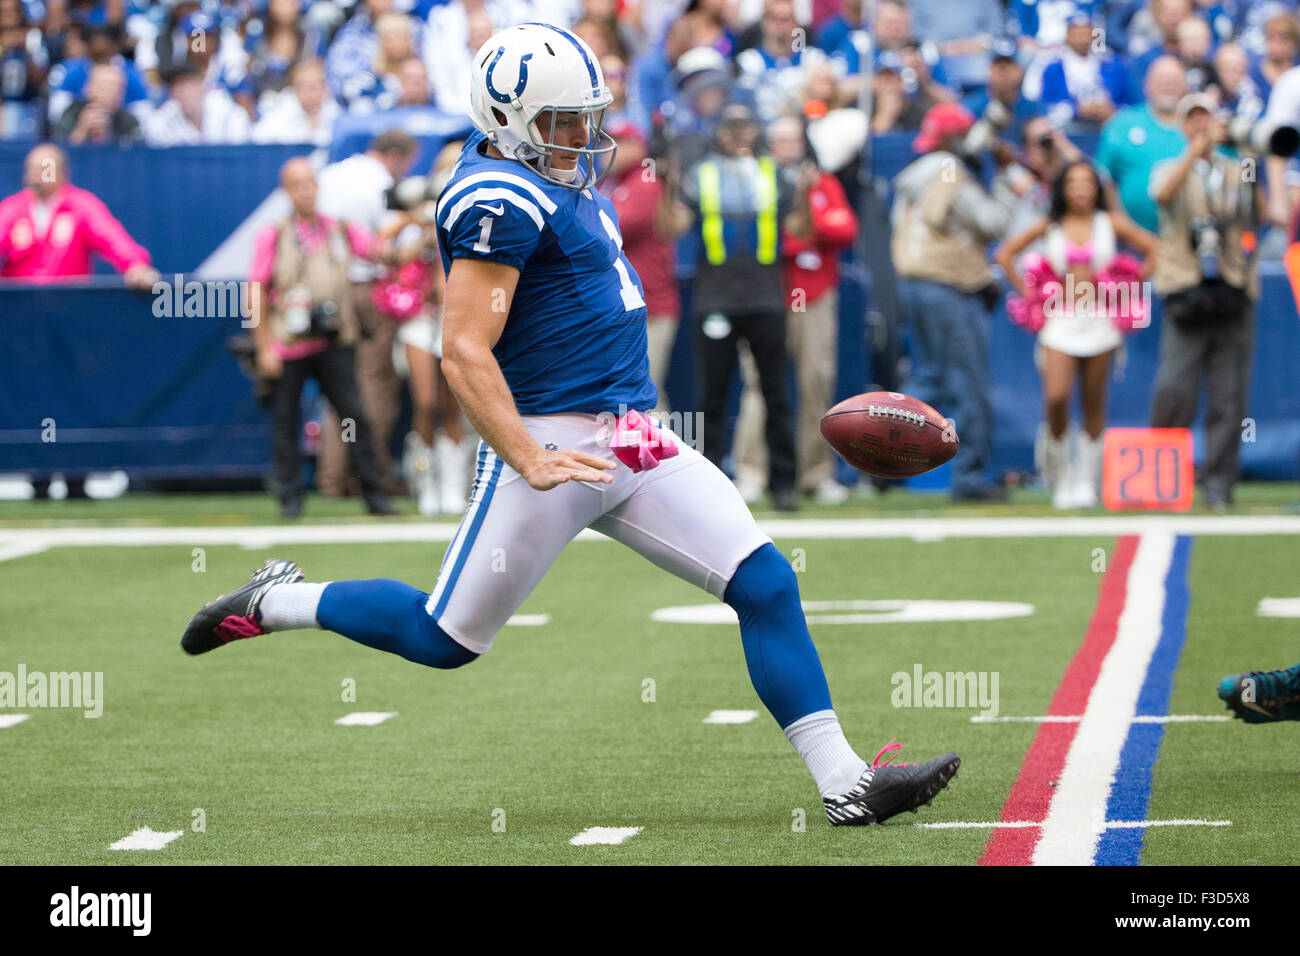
[698, 156, 779, 267]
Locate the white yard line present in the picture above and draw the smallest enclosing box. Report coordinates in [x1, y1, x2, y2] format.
[1, 513, 1299, 563]
[569, 826, 642, 846]
[1032, 533, 1176, 867]
[0, 714, 29, 728]
[702, 710, 759, 724]
[108, 827, 184, 851]
[333, 712, 398, 726]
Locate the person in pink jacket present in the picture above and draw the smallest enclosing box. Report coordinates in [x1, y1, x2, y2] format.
[0, 143, 159, 288]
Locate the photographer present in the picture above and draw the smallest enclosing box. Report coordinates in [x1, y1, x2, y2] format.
[1148, 95, 1259, 510]
[892, 102, 1017, 501]
[248, 157, 396, 518]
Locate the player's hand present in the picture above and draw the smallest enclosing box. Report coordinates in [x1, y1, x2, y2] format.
[521, 448, 616, 490]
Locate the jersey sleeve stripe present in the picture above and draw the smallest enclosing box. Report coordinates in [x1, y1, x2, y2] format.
[440, 187, 546, 232]
[437, 170, 558, 224]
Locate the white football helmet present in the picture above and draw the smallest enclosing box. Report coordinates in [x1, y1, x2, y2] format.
[468, 22, 616, 190]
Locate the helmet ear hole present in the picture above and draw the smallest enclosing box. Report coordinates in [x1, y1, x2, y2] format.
[491, 107, 508, 126]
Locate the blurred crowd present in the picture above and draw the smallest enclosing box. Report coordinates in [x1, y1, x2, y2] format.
[4, 0, 1298, 511]
[1, 0, 1299, 147]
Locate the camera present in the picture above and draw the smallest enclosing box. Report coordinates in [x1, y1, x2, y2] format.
[309, 300, 342, 339]
[1189, 215, 1221, 281]
[385, 176, 439, 222]
[961, 100, 1013, 158]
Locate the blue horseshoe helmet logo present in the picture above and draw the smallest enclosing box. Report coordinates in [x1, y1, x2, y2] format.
[486, 47, 533, 104]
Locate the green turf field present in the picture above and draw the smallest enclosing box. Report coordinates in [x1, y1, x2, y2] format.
[1, 492, 1298, 864]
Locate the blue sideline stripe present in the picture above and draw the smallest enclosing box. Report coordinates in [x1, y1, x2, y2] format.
[1094, 535, 1194, 866]
[432, 451, 504, 619]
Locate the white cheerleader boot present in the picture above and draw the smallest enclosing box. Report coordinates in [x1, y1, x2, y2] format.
[1037, 423, 1073, 509]
[436, 435, 469, 515]
[1072, 432, 1103, 509]
[403, 433, 439, 517]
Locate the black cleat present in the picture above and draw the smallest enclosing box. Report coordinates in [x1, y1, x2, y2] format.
[823, 743, 960, 827]
[180, 558, 304, 656]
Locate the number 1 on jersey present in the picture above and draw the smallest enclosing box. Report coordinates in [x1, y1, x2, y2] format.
[597, 208, 646, 311]
[473, 215, 494, 254]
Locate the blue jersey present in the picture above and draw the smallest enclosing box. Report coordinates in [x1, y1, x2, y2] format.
[435, 132, 657, 417]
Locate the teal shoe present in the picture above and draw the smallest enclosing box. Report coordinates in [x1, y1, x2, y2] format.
[1217, 664, 1300, 723]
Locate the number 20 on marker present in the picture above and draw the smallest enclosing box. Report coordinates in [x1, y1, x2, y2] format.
[1102, 428, 1195, 512]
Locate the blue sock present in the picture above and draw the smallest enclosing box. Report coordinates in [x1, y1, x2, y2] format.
[316, 579, 478, 669]
[724, 543, 833, 728]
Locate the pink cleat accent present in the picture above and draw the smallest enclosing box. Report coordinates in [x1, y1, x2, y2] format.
[214, 615, 263, 643]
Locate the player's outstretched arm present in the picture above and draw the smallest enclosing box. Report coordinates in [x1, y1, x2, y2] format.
[440, 257, 615, 491]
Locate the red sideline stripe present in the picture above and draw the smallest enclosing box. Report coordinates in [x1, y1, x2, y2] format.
[978, 535, 1139, 866]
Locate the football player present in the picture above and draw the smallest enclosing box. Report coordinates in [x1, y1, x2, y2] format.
[180, 23, 960, 826]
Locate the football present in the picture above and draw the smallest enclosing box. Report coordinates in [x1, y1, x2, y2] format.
[819, 391, 958, 479]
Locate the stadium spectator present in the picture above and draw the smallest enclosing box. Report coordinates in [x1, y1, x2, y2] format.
[144, 63, 251, 144]
[244, 0, 330, 113]
[665, 0, 735, 61]
[870, 61, 927, 132]
[1148, 93, 1258, 509]
[1010, 0, 1104, 48]
[1, 0, 50, 111]
[422, 0, 502, 117]
[995, 161, 1156, 509]
[386, 55, 434, 107]
[314, 130, 419, 499]
[997, 115, 1087, 237]
[907, 0, 1003, 92]
[1126, 0, 1192, 103]
[1096, 55, 1188, 232]
[892, 102, 1016, 501]
[1038, 11, 1130, 130]
[1176, 15, 1218, 92]
[1251, 12, 1300, 100]
[182, 11, 256, 119]
[250, 57, 339, 145]
[602, 119, 691, 412]
[736, 0, 828, 124]
[599, 53, 637, 131]
[46, 23, 149, 125]
[146, 0, 202, 88]
[1238, 0, 1300, 59]
[660, 46, 736, 172]
[682, 102, 802, 510]
[339, 11, 416, 113]
[580, 0, 635, 60]
[1213, 42, 1265, 125]
[53, 60, 142, 143]
[248, 156, 396, 518]
[0, 142, 156, 286]
[734, 114, 858, 505]
[328, 0, 421, 107]
[962, 39, 1043, 144]
[816, 0, 863, 54]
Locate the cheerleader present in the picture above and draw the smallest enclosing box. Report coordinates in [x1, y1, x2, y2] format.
[995, 161, 1157, 508]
